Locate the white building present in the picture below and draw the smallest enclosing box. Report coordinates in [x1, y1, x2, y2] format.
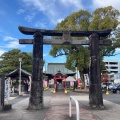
[104, 60, 120, 83]
[104, 60, 120, 73]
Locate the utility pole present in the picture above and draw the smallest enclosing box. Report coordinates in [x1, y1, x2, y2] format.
[19, 58, 22, 95]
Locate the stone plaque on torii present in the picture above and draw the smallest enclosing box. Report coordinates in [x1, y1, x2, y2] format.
[18, 26, 112, 110]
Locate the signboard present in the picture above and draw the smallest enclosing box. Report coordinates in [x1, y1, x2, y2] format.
[4, 79, 10, 101]
[84, 74, 89, 87]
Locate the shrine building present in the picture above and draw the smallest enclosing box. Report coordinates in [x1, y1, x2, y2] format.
[43, 63, 77, 93]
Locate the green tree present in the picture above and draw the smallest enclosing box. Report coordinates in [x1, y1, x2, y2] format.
[0, 49, 32, 75]
[89, 6, 119, 30]
[111, 27, 120, 52]
[50, 10, 91, 86]
[89, 6, 120, 58]
[50, 6, 120, 84]
[49, 6, 120, 109]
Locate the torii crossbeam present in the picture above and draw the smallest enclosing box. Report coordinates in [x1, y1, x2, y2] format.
[19, 26, 111, 45]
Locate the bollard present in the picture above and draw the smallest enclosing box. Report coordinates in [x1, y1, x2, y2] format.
[106, 86, 109, 95]
[69, 96, 80, 120]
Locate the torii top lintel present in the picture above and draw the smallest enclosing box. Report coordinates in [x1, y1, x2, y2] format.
[18, 26, 112, 37]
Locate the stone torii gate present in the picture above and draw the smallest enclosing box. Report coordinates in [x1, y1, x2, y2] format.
[18, 26, 112, 110]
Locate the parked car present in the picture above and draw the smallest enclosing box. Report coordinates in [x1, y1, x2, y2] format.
[111, 83, 120, 93]
[101, 82, 113, 89]
[108, 84, 117, 90]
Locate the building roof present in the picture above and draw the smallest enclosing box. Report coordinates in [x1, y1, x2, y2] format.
[46, 63, 75, 74]
[6, 68, 31, 79]
[44, 63, 76, 79]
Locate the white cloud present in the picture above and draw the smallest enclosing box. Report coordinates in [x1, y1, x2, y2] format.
[3, 36, 25, 49]
[4, 36, 17, 41]
[115, 48, 120, 52]
[6, 41, 25, 48]
[0, 49, 6, 56]
[17, 9, 25, 14]
[22, 0, 46, 11]
[25, 13, 36, 22]
[56, 18, 64, 24]
[43, 53, 47, 57]
[34, 21, 47, 28]
[21, 0, 84, 25]
[60, 0, 83, 10]
[92, 0, 120, 11]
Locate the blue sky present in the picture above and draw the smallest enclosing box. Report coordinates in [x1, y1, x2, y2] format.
[1, 0, 120, 65]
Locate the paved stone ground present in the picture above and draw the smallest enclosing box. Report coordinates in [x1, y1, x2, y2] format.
[0, 89, 120, 120]
[44, 91, 101, 120]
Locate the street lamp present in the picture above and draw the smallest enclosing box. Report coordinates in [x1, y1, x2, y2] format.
[19, 58, 22, 95]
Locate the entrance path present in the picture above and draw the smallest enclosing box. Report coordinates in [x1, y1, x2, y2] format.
[0, 89, 120, 120]
[44, 91, 101, 120]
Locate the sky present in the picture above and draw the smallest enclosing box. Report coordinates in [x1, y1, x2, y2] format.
[1, 0, 120, 66]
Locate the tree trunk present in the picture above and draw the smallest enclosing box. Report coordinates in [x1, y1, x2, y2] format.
[28, 31, 43, 110]
[89, 33, 105, 109]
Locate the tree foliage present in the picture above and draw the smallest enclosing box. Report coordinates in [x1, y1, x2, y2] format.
[89, 6, 120, 57]
[55, 9, 91, 31]
[111, 27, 120, 52]
[49, 6, 120, 77]
[50, 10, 92, 73]
[89, 6, 119, 30]
[0, 49, 32, 75]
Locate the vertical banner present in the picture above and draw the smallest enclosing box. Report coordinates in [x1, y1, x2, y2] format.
[44, 81, 47, 88]
[0, 76, 5, 111]
[28, 76, 32, 92]
[84, 74, 89, 87]
[4, 79, 10, 101]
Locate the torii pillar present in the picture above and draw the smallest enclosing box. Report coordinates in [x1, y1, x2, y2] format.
[89, 33, 104, 109]
[28, 32, 44, 109]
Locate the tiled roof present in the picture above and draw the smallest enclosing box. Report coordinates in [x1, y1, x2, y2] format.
[47, 63, 74, 74]
[6, 68, 31, 78]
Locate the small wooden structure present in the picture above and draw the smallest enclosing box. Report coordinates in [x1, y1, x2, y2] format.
[6, 68, 31, 93]
[6, 68, 31, 79]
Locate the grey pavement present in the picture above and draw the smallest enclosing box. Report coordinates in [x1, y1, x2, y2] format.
[0, 89, 120, 120]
